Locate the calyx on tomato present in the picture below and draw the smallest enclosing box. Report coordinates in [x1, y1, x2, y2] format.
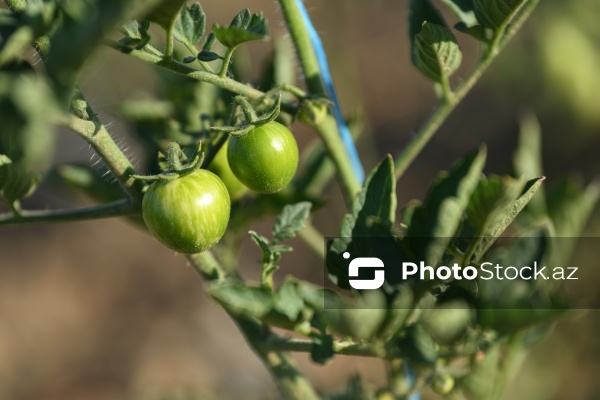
[133, 142, 231, 254]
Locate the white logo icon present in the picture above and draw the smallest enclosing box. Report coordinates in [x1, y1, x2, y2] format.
[345, 252, 385, 290]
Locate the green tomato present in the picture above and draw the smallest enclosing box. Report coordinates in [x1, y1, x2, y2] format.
[142, 169, 230, 253]
[227, 121, 299, 194]
[207, 139, 247, 200]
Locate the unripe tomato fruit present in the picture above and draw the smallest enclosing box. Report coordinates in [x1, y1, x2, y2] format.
[227, 121, 299, 194]
[142, 169, 230, 253]
[207, 138, 247, 200]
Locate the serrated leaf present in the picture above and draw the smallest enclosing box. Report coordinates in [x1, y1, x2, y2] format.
[326, 156, 397, 289]
[272, 201, 312, 244]
[406, 148, 486, 266]
[440, 0, 478, 26]
[249, 230, 274, 265]
[273, 279, 304, 322]
[472, 176, 545, 261]
[209, 282, 273, 319]
[174, 2, 205, 47]
[230, 9, 251, 29]
[270, 244, 293, 253]
[413, 22, 463, 83]
[212, 11, 269, 48]
[473, 0, 526, 31]
[344, 155, 397, 235]
[197, 50, 220, 62]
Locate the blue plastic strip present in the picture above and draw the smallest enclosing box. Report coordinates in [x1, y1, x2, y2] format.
[295, 0, 365, 183]
[405, 362, 421, 400]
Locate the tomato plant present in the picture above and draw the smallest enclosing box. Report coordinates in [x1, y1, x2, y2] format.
[227, 121, 299, 194]
[0, 0, 598, 399]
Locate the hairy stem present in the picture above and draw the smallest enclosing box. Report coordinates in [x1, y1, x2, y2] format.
[219, 46, 236, 77]
[0, 199, 134, 226]
[164, 23, 175, 59]
[66, 113, 145, 205]
[394, 0, 540, 180]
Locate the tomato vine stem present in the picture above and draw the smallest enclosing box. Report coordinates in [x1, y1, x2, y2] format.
[394, 0, 540, 181]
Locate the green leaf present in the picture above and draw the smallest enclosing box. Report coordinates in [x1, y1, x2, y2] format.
[249, 230, 276, 266]
[174, 2, 205, 47]
[209, 282, 273, 319]
[409, 0, 446, 45]
[326, 156, 397, 289]
[513, 111, 547, 217]
[406, 147, 486, 266]
[472, 176, 545, 261]
[272, 201, 312, 244]
[440, 0, 478, 26]
[473, 0, 526, 31]
[272, 279, 305, 322]
[344, 155, 397, 236]
[413, 22, 463, 83]
[46, 0, 168, 103]
[212, 10, 270, 48]
[463, 174, 526, 244]
[197, 50, 220, 62]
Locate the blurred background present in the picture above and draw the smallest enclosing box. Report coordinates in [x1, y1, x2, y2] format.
[1, 0, 599, 399]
